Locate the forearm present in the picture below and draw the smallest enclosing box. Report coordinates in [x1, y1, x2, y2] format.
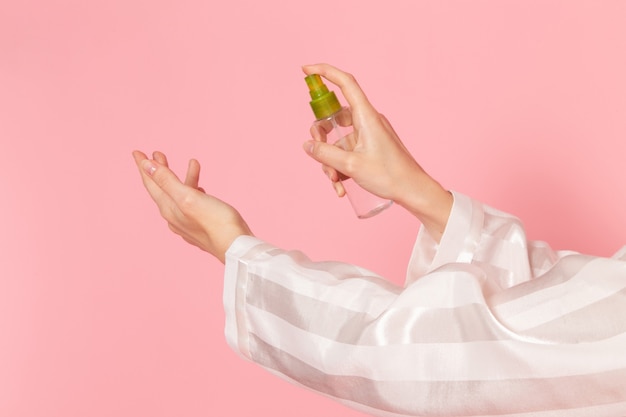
[224, 236, 400, 361]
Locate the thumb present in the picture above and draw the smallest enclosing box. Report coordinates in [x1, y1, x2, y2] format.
[303, 140, 350, 174]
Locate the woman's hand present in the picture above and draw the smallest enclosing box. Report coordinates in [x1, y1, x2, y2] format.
[132, 150, 252, 263]
[301, 64, 453, 241]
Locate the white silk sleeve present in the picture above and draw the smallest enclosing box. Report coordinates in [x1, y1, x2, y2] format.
[223, 192, 626, 417]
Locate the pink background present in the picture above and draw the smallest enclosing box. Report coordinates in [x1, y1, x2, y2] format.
[1, 1, 625, 416]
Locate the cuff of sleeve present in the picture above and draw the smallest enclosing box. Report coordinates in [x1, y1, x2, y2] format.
[406, 191, 484, 283]
[223, 235, 270, 360]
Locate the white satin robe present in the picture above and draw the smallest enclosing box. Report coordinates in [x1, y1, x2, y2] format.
[223, 192, 626, 417]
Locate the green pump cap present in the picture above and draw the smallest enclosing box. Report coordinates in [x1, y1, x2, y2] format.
[305, 74, 342, 120]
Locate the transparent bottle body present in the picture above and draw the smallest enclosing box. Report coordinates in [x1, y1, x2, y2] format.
[311, 107, 392, 219]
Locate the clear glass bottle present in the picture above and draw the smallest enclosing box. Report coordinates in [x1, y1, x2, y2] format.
[305, 74, 392, 219]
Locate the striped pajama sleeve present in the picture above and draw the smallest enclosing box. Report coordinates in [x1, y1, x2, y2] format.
[223, 192, 626, 417]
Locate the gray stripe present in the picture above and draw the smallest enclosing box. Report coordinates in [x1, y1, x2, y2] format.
[250, 334, 626, 416]
[247, 276, 514, 344]
[523, 287, 626, 342]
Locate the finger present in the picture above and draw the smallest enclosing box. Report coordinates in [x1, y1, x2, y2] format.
[322, 164, 350, 182]
[140, 158, 189, 205]
[303, 140, 352, 175]
[133, 150, 162, 193]
[333, 180, 346, 197]
[185, 159, 201, 189]
[133, 150, 175, 205]
[153, 151, 169, 167]
[302, 63, 375, 116]
[132, 150, 149, 165]
[310, 121, 333, 142]
[322, 165, 338, 182]
[132, 151, 182, 224]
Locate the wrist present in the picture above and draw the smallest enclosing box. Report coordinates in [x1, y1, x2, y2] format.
[395, 172, 453, 242]
[215, 223, 254, 264]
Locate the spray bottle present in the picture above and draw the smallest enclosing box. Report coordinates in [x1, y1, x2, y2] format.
[305, 74, 392, 218]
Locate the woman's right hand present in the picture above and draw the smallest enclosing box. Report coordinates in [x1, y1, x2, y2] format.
[132, 150, 253, 263]
[302, 63, 453, 241]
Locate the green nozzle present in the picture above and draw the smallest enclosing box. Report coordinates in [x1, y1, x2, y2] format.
[305, 74, 342, 120]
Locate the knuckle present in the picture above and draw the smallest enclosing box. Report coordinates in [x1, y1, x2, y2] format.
[342, 154, 360, 176]
[342, 160, 355, 176]
[311, 142, 323, 158]
[178, 191, 196, 212]
[343, 72, 356, 83]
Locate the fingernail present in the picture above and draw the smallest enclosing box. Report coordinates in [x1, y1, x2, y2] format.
[303, 141, 314, 154]
[142, 160, 157, 176]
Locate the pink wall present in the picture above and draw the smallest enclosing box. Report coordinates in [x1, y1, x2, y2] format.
[1, 1, 625, 416]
